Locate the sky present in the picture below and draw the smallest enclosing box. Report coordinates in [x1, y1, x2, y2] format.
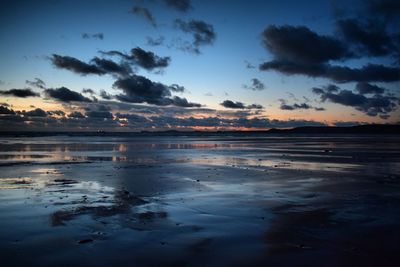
[0, 0, 399, 131]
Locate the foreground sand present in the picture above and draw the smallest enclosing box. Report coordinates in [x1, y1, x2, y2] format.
[0, 134, 399, 267]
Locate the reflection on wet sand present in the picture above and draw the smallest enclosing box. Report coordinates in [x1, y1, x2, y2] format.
[0, 135, 400, 266]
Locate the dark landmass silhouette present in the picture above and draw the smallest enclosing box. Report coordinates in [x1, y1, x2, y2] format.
[0, 124, 398, 137]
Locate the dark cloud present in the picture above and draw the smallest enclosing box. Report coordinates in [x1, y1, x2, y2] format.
[220, 100, 246, 109]
[260, 61, 400, 83]
[85, 110, 113, 119]
[174, 19, 216, 54]
[47, 110, 65, 116]
[0, 105, 15, 115]
[68, 111, 85, 118]
[246, 104, 264, 109]
[259, 23, 400, 83]
[313, 84, 398, 117]
[26, 78, 46, 89]
[244, 61, 256, 69]
[113, 75, 200, 107]
[261, 25, 350, 64]
[280, 102, 312, 110]
[100, 90, 113, 100]
[82, 88, 95, 94]
[130, 6, 156, 27]
[168, 84, 185, 93]
[170, 96, 201, 107]
[44, 87, 93, 103]
[367, 0, 400, 23]
[279, 100, 324, 111]
[129, 47, 170, 70]
[51, 54, 132, 76]
[355, 82, 386, 95]
[82, 33, 104, 40]
[380, 114, 391, 120]
[220, 100, 263, 109]
[0, 88, 39, 98]
[145, 116, 325, 129]
[1, 101, 329, 131]
[101, 47, 170, 71]
[336, 19, 393, 57]
[90, 57, 132, 76]
[113, 75, 172, 105]
[162, 0, 191, 12]
[22, 108, 47, 117]
[243, 78, 266, 91]
[51, 54, 106, 75]
[146, 36, 165, 46]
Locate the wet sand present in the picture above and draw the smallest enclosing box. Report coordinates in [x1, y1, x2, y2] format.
[0, 134, 400, 267]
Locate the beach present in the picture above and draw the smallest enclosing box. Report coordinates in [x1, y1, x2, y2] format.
[1, 134, 400, 267]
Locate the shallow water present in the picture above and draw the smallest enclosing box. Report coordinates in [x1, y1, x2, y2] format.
[1, 135, 400, 267]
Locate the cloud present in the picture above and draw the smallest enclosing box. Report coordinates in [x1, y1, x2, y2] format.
[220, 100, 246, 109]
[0, 88, 39, 97]
[366, 0, 400, 23]
[47, 110, 65, 116]
[243, 78, 266, 91]
[82, 33, 104, 40]
[90, 57, 132, 76]
[259, 24, 399, 83]
[174, 19, 216, 54]
[44, 87, 93, 103]
[168, 84, 185, 93]
[336, 19, 393, 57]
[51, 54, 106, 75]
[279, 100, 324, 111]
[144, 116, 325, 129]
[244, 60, 256, 69]
[113, 75, 200, 107]
[170, 96, 201, 107]
[130, 6, 156, 27]
[128, 47, 170, 70]
[220, 100, 263, 109]
[162, 0, 191, 12]
[85, 110, 113, 119]
[101, 47, 170, 71]
[280, 102, 312, 110]
[68, 111, 85, 118]
[26, 78, 46, 89]
[51, 54, 132, 76]
[312, 84, 398, 117]
[22, 108, 47, 117]
[82, 88, 95, 94]
[113, 75, 172, 105]
[246, 104, 264, 109]
[260, 61, 400, 83]
[100, 90, 113, 100]
[146, 36, 165, 46]
[1, 101, 330, 131]
[355, 82, 386, 95]
[261, 25, 350, 64]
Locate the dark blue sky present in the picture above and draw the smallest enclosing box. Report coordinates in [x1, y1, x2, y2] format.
[0, 0, 399, 131]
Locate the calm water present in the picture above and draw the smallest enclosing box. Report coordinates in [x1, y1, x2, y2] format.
[1, 135, 400, 267]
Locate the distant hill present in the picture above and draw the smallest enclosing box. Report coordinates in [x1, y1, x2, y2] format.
[0, 124, 398, 137]
[266, 124, 400, 135]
